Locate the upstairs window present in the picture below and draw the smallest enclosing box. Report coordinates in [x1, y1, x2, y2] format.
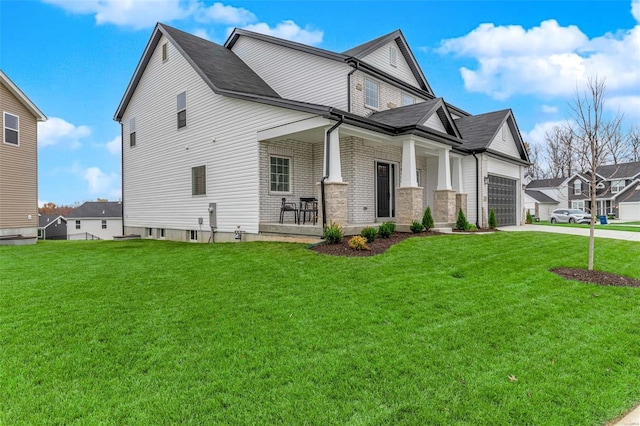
[364, 79, 379, 109]
[129, 117, 136, 147]
[574, 181, 582, 195]
[3, 112, 19, 146]
[192, 165, 206, 196]
[162, 42, 168, 62]
[270, 156, 290, 192]
[389, 46, 397, 67]
[177, 91, 186, 129]
[611, 179, 625, 193]
[75, 220, 81, 230]
[401, 94, 414, 106]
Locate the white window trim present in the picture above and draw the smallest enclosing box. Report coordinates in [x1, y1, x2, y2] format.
[611, 179, 625, 194]
[572, 200, 585, 210]
[177, 91, 187, 130]
[162, 42, 168, 62]
[401, 94, 415, 106]
[269, 155, 293, 194]
[3, 111, 19, 146]
[75, 220, 81, 230]
[574, 181, 582, 195]
[129, 117, 136, 148]
[189, 230, 198, 242]
[364, 78, 380, 110]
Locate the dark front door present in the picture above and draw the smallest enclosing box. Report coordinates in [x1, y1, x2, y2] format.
[488, 174, 517, 226]
[376, 162, 395, 218]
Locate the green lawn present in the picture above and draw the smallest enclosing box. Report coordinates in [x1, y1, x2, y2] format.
[2, 233, 640, 425]
[535, 221, 640, 233]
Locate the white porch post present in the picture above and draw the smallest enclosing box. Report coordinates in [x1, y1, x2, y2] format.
[451, 157, 463, 192]
[437, 148, 452, 190]
[401, 138, 418, 187]
[325, 127, 342, 183]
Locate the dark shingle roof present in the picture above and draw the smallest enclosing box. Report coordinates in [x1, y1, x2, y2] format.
[525, 190, 559, 203]
[67, 202, 123, 219]
[369, 98, 442, 127]
[343, 30, 401, 57]
[597, 161, 640, 180]
[618, 183, 640, 202]
[161, 25, 280, 98]
[39, 214, 66, 228]
[454, 110, 509, 151]
[526, 177, 568, 189]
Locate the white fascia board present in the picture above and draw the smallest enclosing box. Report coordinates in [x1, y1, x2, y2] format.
[257, 116, 331, 141]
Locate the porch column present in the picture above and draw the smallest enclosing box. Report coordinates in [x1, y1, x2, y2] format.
[400, 139, 418, 188]
[397, 138, 423, 228]
[452, 157, 467, 217]
[325, 127, 342, 183]
[434, 148, 456, 224]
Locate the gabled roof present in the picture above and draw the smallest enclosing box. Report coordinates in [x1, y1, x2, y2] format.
[342, 30, 434, 95]
[67, 202, 123, 219]
[527, 177, 569, 189]
[597, 161, 640, 180]
[368, 98, 461, 138]
[616, 180, 640, 203]
[454, 109, 529, 162]
[115, 23, 280, 120]
[0, 70, 47, 121]
[525, 190, 559, 204]
[39, 214, 67, 228]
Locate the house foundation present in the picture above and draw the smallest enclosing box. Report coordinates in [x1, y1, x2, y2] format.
[397, 187, 424, 225]
[434, 189, 457, 224]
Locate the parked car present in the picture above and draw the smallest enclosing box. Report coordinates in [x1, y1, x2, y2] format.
[550, 209, 592, 224]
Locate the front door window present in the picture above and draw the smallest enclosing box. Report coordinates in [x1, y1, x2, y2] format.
[376, 162, 395, 218]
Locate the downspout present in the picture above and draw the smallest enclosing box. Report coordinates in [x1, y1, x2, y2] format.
[120, 122, 125, 236]
[472, 152, 480, 229]
[321, 116, 344, 230]
[346, 60, 360, 113]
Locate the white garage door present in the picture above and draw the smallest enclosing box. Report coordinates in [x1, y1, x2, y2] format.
[619, 202, 640, 221]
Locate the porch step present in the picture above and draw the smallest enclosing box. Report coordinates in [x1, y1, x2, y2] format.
[432, 227, 453, 234]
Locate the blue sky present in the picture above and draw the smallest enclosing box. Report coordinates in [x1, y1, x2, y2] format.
[2, 0, 639, 205]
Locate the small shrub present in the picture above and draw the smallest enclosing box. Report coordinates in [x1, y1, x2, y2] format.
[526, 210, 533, 224]
[378, 222, 396, 238]
[410, 220, 425, 233]
[348, 235, 370, 251]
[489, 208, 498, 229]
[455, 208, 469, 231]
[360, 226, 377, 243]
[422, 206, 434, 230]
[323, 221, 343, 244]
[465, 223, 478, 231]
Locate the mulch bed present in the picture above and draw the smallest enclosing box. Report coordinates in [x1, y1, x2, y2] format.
[551, 268, 640, 288]
[310, 231, 444, 257]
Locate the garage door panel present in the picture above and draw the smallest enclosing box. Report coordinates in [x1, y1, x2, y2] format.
[619, 202, 640, 221]
[488, 175, 517, 226]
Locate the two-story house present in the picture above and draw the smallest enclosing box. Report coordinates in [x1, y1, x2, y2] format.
[0, 70, 47, 244]
[114, 24, 529, 242]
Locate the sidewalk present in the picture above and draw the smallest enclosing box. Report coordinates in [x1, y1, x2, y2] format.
[499, 224, 640, 242]
[610, 404, 640, 426]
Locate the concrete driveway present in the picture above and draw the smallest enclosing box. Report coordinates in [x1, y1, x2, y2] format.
[499, 224, 640, 242]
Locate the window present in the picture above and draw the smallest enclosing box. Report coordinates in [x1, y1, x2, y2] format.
[101, 220, 107, 229]
[364, 79, 379, 109]
[162, 42, 168, 62]
[416, 169, 421, 187]
[192, 165, 206, 196]
[401, 94, 414, 106]
[75, 220, 81, 230]
[574, 180, 582, 195]
[38, 229, 43, 238]
[159, 228, 165, 238]
[129, 118, 136, 147]
[611, 179, 625, 193]
[4, 112, 19, 145]
[189, 230, 198, 241]
[270, 156, 290, 192]
[572, 200, 585, 210]
[177, 91, 186, 129]
[389, 46, 397, 67]
[146, 227, 153, 237]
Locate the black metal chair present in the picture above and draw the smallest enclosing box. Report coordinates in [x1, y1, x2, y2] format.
[299, 197, 318, 225]
[279, 198, 298, 224]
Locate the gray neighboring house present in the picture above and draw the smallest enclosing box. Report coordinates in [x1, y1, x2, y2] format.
[66, 202, 123, 240]
[524, 190, 559, 221]
[38, 214, 67, 240]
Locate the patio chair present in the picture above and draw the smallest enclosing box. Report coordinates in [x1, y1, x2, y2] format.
[299, 197, 318, 225]
[279, 198, 299, 224]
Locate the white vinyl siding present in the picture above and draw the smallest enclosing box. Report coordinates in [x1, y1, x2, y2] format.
[121, 35, 314, 235]
[365, 78, 379, 109]
[360, 41, 421, 89]
[488, 122, 520, 158]
[3, 112, 19, 145]
[461, 155, 478, 224]
[423, 113, 447, 133]
[67, 218, 122, 240]
[230, 36, 349, 109]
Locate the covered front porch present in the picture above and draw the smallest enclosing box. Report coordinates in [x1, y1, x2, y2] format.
[257, 116, 468, 235]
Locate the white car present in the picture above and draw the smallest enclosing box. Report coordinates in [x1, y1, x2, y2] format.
[550, 209, 592, 224]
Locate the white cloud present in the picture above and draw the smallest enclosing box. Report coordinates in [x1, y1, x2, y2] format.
[633, 0, 640, 22]
[196, 2, 255, 25]
[104, 135, 121, 155]
[38, 200, 49, 208]
[522, 120, 568, 146]
[607, 95, 640, 120]
[541, 105, 559, 114]
[438, 12, 640, 100]
[83, 167, 121, 198]
[192, 28, 211, 41]
[38, 117, 91, 148]
[242, 20, 323, 45]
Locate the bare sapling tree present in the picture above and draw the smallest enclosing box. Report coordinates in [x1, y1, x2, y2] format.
[628, 126, 640, 162]
[569, 76, 623, 270]
[524, 142, 545, 180]
[604, 120, 628, 164]
[543, 125, 579, 178]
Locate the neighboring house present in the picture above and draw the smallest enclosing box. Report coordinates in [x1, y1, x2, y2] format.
[524, 190, 559, 221]
[38, 214, 68, 240]
[528, 161, 640, 220]
[0, 70, 47, 242]
[114, 24, 529, 242]
[66, 202, 123, 240]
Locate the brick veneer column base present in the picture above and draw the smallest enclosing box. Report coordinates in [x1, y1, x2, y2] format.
[434, 189, 457, 223]
[456, 193, 468, 218]
[397, 187, 423, 226]
[317, 182, 349, 227]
